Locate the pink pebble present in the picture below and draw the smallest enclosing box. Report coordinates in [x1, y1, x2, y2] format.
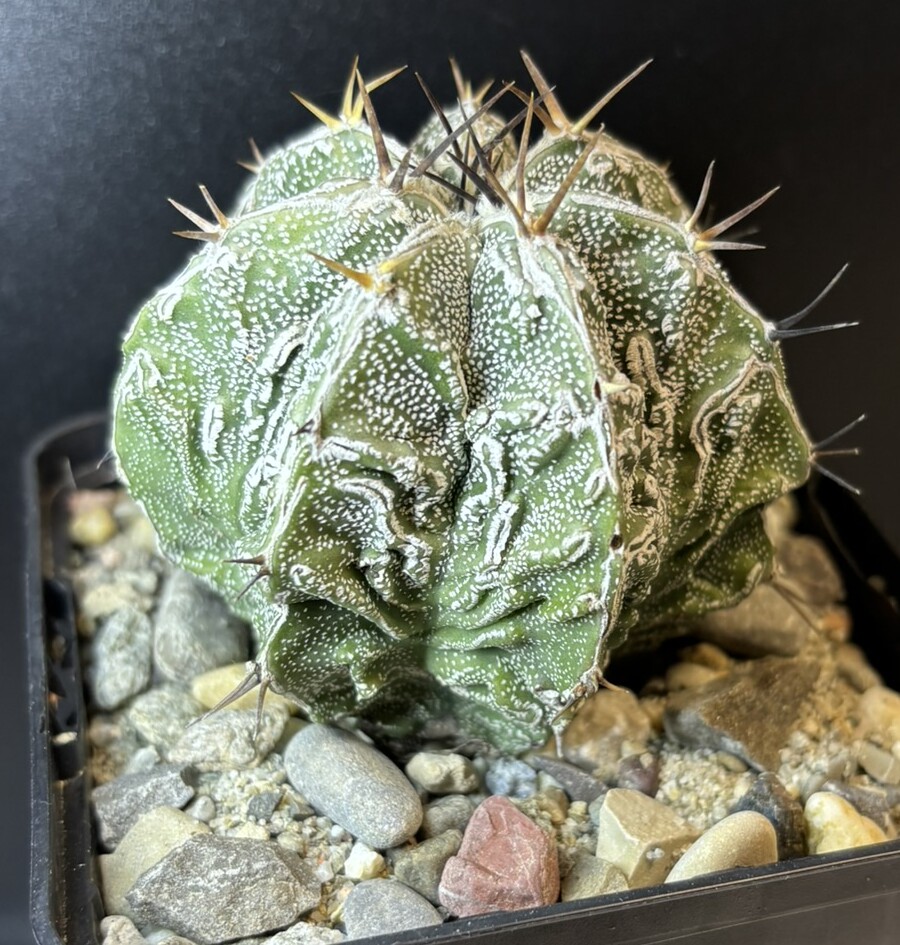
[438, 795, 559, 917]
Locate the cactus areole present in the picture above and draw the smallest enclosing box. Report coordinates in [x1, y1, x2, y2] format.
[112, 57, 822, 751]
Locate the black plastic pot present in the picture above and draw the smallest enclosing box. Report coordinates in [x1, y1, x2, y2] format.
[25, 414, 900, 945]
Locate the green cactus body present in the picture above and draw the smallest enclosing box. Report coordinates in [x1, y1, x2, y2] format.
[113, 63, 814, 750]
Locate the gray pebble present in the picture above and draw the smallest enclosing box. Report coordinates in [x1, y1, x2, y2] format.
[92, 764, 199, 849]
[420, 794, 475, 838]
[168, 707, 286, 771]
[526, 755, 606, 803]
[341, 879, 442, 940]
[123, 746, 161, 775]
[153, 570, 249, 683]
[247, 790, 282, 821]
[732, 772, 807, 859]
[484, 757, 537, 798]
[391, 829, 463, 904]
[184, 795, 216, 823]
[92, 607, 153, 710]
[127, 835, 320, 944]
[284, 725, 422, 849]
[126, 685, 204, 751]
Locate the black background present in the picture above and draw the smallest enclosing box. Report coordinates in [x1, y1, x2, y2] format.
[1, 1, 898, 941]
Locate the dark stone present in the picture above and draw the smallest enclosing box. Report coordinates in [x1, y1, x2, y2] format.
[526, 754, 607, 803]
[616, 753, 661, 798]
[732, 772, 807, 859]
[247, 790, 282, 821]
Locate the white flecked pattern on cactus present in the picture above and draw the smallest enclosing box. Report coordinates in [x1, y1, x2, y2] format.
[112, 61, 812, 750]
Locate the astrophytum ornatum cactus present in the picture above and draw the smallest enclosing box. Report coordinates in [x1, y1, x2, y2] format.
[112, 56, 852, 750]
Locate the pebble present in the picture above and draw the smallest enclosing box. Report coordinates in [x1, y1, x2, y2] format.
[247, 791, 282, 821]
[678, 643, 733, 672]
[341, 880, 442, 939]
[126, 835, 320, 943]
[858, 686, 900, 744]
[775, 534, 844, 606]
[820, 780, 896, 835]
[804, 791, 889, 854]
[484, 757, 538, 798]
[126, 685, 205, 751]
[190, 663, 297, 717]
[184, 795, 216, 823]
[268, 925, 345, 944]
[420, 794, 474, 838]
[92, 764, 199, 849]
[594, 788, 699, 888]
[284, 725, 422, 849]
[153, 570, 250, 683]
[438, 795, 559, 916]
[99, 806, 210, 916]
[343, 842, 385, 881]
[560, 851, 628, 901]
[70, 504, 119, 547]
[99, 915, 146, 945]
[692, 584, 811, 657]
[856, 742, 900, 786]
[80, 579, 152, 628]
[665, 662, 726, 691]
[91, 607, 153, 710]
[560, 689, 653, 781]
[168, 707, 286, 771]
[665, 811, 778, 883]
[732, 772, 806, 859]
[391, 829, 462, 904]
[664, 656, 820, 771]
[124, 746, 162, 775]
[526, 754, 606, 803]
[405, 752, 479, 794]
[616, 753, 660, 797]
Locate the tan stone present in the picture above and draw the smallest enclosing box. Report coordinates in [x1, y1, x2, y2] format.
[190, 663, 298, 716]
[804, 791, 888, 854]
[665, 811, 777, 883]
[595, 788, 699, 888]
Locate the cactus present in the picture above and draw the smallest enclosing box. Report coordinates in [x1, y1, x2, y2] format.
[112, 57, 849, 751]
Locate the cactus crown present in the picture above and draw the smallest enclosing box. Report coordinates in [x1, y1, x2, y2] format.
[113, 55, 845, 751]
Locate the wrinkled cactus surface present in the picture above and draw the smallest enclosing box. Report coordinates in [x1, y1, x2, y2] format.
[113, 58, 816, 750]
